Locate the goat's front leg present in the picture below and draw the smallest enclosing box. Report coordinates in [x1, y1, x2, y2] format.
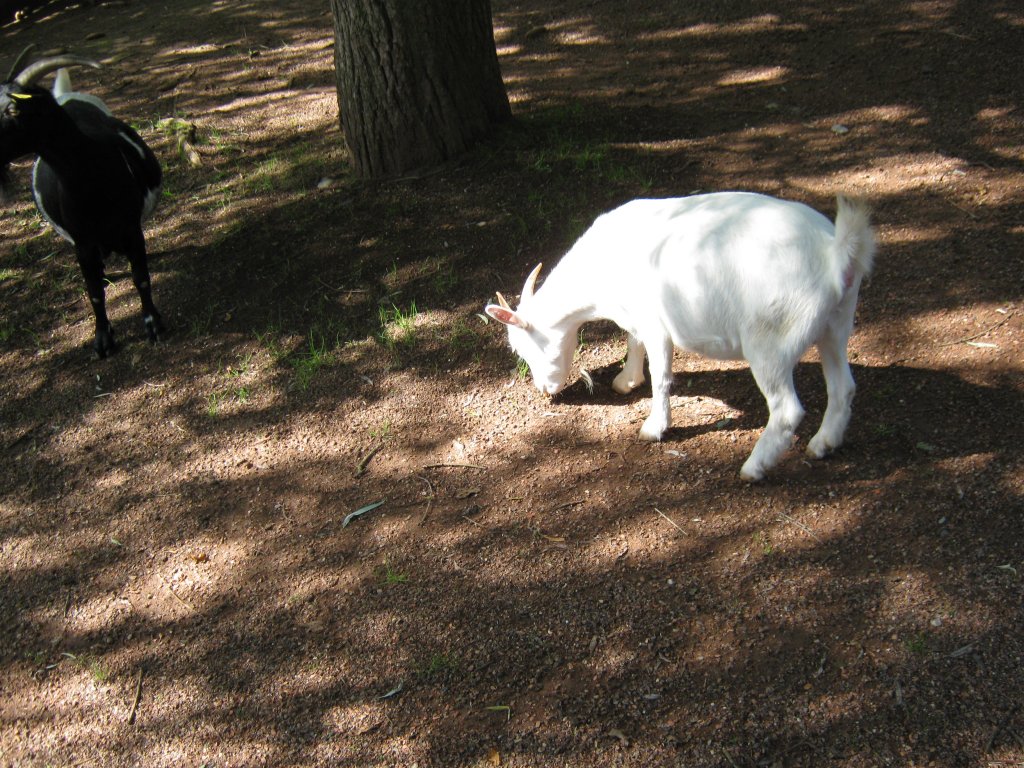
[125, 233, 164, 342]
[638, 335, 673, 441]
[612, 333, 646, 394]
[75, 244, 116, 358]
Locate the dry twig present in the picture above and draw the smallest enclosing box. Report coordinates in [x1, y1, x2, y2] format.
[355, 443, 384, 477]
[127, 667, 144, 724]
[777, 512, 823, 543]
[892, 312, 1014, 365]
[159, 577, 194, 611]
[654, 507, 687, 536]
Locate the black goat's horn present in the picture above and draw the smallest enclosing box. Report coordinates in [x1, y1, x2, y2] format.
[14, 55, 101, 87]
[6, 44, 37, 82]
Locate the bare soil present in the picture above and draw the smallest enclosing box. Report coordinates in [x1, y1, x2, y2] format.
[1, 0, 1022, 766]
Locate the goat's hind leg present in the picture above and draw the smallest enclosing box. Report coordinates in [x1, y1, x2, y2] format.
[741, 358, 805, 481]
[126, 234, 164, 342]
[76, 244, 116, 358]
[613, 332, 647, 394]
[637, 334, 674, 441]
[807, 320, 856, 459]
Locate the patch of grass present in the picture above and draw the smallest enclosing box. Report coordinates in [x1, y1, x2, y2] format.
[905, 633, 928, 656]
[188, 304, 215, 339]
[574, 329, 587, 362]
[255, 323, 337, 391]
[207, 390, 225, 417]
[429, 263, 459, 295]
[754, 531, 774, 555]
[516, 358, 530, 380]
[379, 561, 408, 586]
[369, 420, 391, 441]
[65, 652, 110, 684]
[443, 317, 481, 358]
[255, 326, 288, 362]
[290, 329, 333, 391]
[418, 653, 457, 680]
[206, 353, 257, 415]
[378, 300, 418, 351]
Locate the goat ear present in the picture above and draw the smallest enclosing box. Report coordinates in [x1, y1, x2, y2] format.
[485, 304, 530, 330]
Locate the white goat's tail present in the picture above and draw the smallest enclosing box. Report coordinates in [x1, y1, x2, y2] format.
[52, 68, 72, 99]
[51, 67, 113, 115]
[831, 195, 876, 294]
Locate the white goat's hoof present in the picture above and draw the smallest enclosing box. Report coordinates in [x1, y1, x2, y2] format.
[612, 372, 643, 394]
[638, 419, 666, 442]
[806, 435, 835, 460]
[739, 464, 765, 482]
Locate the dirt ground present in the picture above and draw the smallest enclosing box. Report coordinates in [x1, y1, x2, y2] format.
[1, 0, 1022, 766]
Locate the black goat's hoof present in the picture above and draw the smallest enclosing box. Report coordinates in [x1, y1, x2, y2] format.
[144, 313, 165, 342]
[93, 325, 118, 358]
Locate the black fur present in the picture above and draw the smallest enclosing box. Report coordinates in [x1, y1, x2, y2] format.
[0, 63, 163, 357]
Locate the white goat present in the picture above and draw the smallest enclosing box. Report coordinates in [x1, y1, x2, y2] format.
[485, 192, 876, 481]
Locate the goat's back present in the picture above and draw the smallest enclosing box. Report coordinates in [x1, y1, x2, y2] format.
[548, 192, 847, 360]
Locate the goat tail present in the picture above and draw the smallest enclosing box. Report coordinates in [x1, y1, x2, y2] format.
[52, 68, 72, 99]
[832, 195, 876, 293]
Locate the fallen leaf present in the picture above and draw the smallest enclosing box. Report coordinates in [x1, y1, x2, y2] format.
[343, 500, 385, 528]
[486, 747, 501, 765]
[608, 728, 629, 746]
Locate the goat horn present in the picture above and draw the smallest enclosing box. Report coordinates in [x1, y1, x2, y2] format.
[523, 263, 543, 300]
[14, 55, 101, 87]
[495, 292, 511, 310]
[6, 44, 37, 82]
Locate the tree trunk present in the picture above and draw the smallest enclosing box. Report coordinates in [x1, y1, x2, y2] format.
[330, 0, 511, 178]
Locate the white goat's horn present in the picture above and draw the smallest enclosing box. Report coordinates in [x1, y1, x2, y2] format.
[523, 263, 543, 300]
[495, 292, 511, 310]
[14, 55, 101, 87]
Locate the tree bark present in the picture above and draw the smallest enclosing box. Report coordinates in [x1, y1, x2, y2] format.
[330, 0, 511, 178]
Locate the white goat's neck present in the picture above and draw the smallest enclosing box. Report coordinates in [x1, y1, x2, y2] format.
[526, 264, 601, 337]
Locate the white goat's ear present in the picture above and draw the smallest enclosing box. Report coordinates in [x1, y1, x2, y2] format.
[485, 304, 530, 330]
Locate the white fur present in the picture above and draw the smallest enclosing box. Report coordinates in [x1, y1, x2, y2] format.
[486, 192, 876, 481]
[53, 68, 112, 115]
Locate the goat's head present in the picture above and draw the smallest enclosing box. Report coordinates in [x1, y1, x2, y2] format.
[486, 263, 575, 396]
[0, 46, 100, 195]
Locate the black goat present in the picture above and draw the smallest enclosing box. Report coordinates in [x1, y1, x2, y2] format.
[0, 49, 164, 357]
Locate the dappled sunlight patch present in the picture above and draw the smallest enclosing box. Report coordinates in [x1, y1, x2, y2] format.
[116, 539, 254, 622]
[789, 153, 968, 196]
[553, 25, 609, 46]
[588, 643, 637, 679]
[639, 15, 807, 41]
[716, 66, 790, 87]
[880, 222, 949, 245]
[994, 10, 1024, 28]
